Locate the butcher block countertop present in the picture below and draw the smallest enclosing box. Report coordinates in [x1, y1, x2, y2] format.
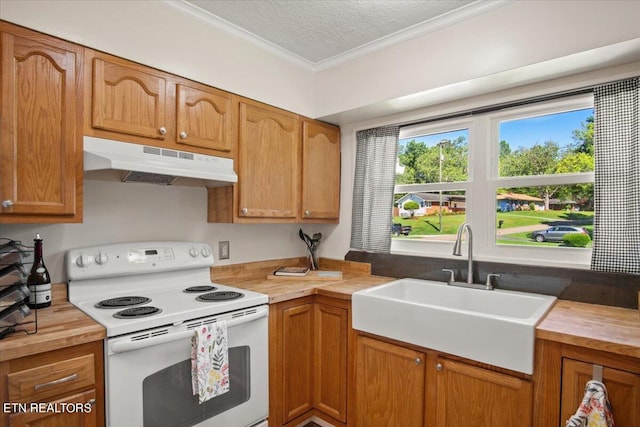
[536, 299, 640, 358]
[211, 257, 393, 304]
[0, 284, 106, 362]
[213, 257, 640, 360]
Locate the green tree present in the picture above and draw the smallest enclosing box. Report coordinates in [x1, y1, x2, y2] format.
[397, 140, 428, 183]
[554, 152, 595, 205]
[414, 137, 468, 183]
[499, 140, 511, 158]
[403, 200, 420, 217]
[499, 141, 560, 177]
[571, 116, 594, 156]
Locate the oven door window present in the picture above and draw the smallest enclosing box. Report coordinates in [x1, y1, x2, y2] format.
[143, 346, 250, 427]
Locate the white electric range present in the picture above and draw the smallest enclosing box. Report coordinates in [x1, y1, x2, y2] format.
[66, 241, 268, 427]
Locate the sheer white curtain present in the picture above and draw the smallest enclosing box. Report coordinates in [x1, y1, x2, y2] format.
[350, 126, 399, 253]
[591, 78, 640, 273]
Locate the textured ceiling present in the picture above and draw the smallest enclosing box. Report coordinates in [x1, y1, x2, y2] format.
[184, 0, 478, 64]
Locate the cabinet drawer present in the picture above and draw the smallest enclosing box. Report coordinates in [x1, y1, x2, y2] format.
[8, 354, 95, 402]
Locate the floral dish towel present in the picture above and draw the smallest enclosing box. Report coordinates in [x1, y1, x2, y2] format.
[566, 380, 615, 427]
[191, 321, 230, 404]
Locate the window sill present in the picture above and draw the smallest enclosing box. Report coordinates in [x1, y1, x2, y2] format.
[390, 239, 592, 270]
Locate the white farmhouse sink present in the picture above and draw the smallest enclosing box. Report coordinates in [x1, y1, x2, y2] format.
[352, 278, 556, 374]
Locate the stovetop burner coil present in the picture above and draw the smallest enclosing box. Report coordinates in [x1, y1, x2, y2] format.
[196, 291, 244, 302]
[113, 306, 162, 319]
[183, 285, 217, 293]
[95, 296, 151, 308]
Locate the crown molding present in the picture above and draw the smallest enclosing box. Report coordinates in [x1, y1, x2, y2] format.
[164, 0, 316, 70]
[165, 0, 514, 73]
[314, 1, 514, 71]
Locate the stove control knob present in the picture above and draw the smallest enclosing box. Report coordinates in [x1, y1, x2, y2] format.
[75, 255, 92, 268]
[95, 252, 109, 265]
[201, 247, 211, 257]
[189, 247, 199, 258]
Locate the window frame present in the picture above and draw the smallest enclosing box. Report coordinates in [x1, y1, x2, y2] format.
[391, 94, 595, 268]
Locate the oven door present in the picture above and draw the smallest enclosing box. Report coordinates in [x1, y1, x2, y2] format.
[106, 306, 268, 427]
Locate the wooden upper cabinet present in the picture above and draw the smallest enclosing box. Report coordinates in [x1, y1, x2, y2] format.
[92, 57, 167, 140]
[176, 84, 233, 152]
[238, 102, 299, 219]
[301, 120, 340, 221]
[0, 26, 82, 221]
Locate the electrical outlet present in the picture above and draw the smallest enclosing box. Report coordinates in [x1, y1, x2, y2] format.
[219, 241, 230, 260]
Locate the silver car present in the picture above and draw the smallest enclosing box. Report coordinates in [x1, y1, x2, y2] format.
[532, 226, 588, 242]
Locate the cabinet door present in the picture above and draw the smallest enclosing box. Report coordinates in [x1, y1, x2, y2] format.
[238, 102, 299, 219]
[561, 358, 640, 427]
[301, 120, 340, 221]
[9, 389, 97, 427]
[0, 31, 80, 217]
[92, 58, 167, 140]
[314, 303, 347, 422]
[176, 84, 233, 152]
[355, 336, 425, 427]
[282, 303, 314, 423]
[435, 357, 533, 427]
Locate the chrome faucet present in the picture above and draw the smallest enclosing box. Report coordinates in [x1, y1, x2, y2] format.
[442, 222, 498, 290]
[453, 222, 473, 285]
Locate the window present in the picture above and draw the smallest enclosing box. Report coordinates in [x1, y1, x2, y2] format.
[392, 95, 594, 266]
[394, 120, 470, 245]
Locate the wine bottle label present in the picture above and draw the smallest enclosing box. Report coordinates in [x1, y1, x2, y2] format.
[28, 284, 52, 304]
[36, 267, 46, 274]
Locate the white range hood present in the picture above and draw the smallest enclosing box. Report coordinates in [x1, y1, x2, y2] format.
[83, 136, 237, 187]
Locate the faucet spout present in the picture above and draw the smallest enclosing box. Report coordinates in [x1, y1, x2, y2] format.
[452, 222, 473, 285]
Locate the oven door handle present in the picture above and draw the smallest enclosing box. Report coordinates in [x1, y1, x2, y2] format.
[109, 307, 268, 354]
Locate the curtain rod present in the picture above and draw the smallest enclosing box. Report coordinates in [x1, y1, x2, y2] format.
[399, 87, 595, 129]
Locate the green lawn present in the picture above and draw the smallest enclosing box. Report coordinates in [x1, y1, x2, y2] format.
[393, 210, 594, 247]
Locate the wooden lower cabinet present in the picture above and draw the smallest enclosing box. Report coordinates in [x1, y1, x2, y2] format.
[314, 302, 348, 423]
[0, 341, 104, 427]
[270, 296, 350, 427]
[355, 336, 425, 427]
[281, 302, 314, 423]
[9, 389, 97, 427]
[434, 357, 532, 427]
[533, 339, 640, 427]
[560, 358, 640, 427]
[354, 335, 533, 427]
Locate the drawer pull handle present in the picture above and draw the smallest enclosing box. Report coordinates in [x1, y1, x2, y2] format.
[34, 373, 78, 390]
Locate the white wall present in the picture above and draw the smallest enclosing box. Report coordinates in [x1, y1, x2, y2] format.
[314, 0, 640, 123]
[0, 0, 315, 117]
[318, 60, 640, 264]
[3, 0, 640, 275]
[0, 181, 321, 282]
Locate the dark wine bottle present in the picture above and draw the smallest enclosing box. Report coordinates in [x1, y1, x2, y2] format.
[27, 233, 51, 308]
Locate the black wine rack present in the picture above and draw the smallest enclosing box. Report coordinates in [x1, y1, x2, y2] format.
[0, 238, 38, 340]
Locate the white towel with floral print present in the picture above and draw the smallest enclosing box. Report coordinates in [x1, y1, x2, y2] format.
[566, 380, 615, 427]
[191, 322, 230, 404]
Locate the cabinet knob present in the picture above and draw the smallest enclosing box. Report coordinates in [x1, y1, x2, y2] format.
[241, 208, 248, 214]
[88, 398, 96, 407]
[2, 199, 13, 208]
[415, 358, 422, 365]
[436, 363, 443, 371]
[304, 210, 311, 216]
[179, 131, 188, 139]
[159, 126, 167, 135]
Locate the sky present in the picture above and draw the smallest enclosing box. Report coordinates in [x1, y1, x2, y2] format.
[399, 107, 593, 151]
